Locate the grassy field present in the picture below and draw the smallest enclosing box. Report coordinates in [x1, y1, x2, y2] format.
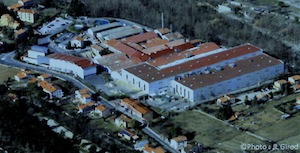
[0, 0, 18, 6]
[0, 65, 19, 83]
[170, 111, 264, 152]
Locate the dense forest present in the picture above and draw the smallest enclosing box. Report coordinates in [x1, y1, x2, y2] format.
[71, 0, 291, 65]
[0, 98, 78, 153]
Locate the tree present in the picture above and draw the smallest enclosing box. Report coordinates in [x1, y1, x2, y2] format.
[252, 96, 257, 106]
[216, 105, 233, 120]
[67, 0, 84, 16]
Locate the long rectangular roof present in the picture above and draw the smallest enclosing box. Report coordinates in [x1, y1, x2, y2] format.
[88, 22, 122, 33]
[147, 42, 219, 67]
[97, 26, 132, 38]
[141, 39, 185, 55]
[123, 31, 158, 43]
[31, 45, 48, 53]
[176, 54, 283, 89]
[106, 39, 138, 56]
[124, 44, 262, 82]
[47, 53, 96, 69]
[104, 27, 143, 40]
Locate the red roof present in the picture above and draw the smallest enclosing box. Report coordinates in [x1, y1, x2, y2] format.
[123, 32, 158, 44]
[47, 53, 96, 69]
[147, 42, 216, 67]
[176, 54, 283, 89]
[125, 44, 262, 82]
[106, 39, 138, 56]
[190, 42, 220, 55]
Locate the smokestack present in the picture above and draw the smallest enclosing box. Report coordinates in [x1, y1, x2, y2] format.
[161, 12, 164, 28]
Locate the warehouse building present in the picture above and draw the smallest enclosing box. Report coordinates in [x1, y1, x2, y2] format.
[121, 44, 263, 95]
[23, 45, 49, 64]
[171, 54, 284, 102]
[38, 53, 97, 79]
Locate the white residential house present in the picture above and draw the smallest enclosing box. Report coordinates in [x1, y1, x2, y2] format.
[117, 129, 139, 142]
[70, 36, 84, 48]
[17, 9, 37, 23]
[38, 81, 63, 99]
[170, 136, 187, 151]
[288, 75, 300, 85]
[77, 101, 95, 114]
[114, 114, 131, 128]
[273, 79, 287, 91]
[37, 74, 51, 81]
[120, 98, 153, 121]
[94, 104, 111, 117]
[75, 88, 92, 103]
[14, 69, 32, 82]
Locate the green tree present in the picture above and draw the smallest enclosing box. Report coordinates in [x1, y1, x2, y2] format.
[67, 0, 84, 16]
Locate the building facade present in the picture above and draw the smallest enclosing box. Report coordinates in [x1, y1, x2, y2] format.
[172, 54, 284, 102]
[122, 44, 263, 96]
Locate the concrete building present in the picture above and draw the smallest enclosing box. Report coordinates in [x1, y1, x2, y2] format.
[172, 54, 284, 102]
[38, 53, 97, 79]
[23, 46, 49, 64]
[103, 27, 144, 40]
[87, 22, 123, 38]
[17, 9, 37, 23]
[122, 44, 263, 95]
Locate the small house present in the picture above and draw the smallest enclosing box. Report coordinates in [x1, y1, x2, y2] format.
[14, 69, 32, 82]
[292, 84, 300, 93]
[273, 79, 287, 91]
[216, 95, 231, 106]
[70, 36, 84, 48]
[38, 81, 63, 99]
[114, 114, 131, 128]
[288, 75, 300, 85]
[94, 104, 111, 117]
[77, 101, 95, 114]
[75, 88, 92, 104]
[117, 129, 139, 142]
[170, 136, 188, 151]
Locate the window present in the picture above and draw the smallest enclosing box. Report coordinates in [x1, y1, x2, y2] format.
[184, 89, 186, 97]
[126, 74, 128, 80]
[133, 78, 135, 84]
[144, 84, 146, 91]
[138, 81, 140, 88]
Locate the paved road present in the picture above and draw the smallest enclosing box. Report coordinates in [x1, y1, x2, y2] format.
[0, 51, 178, 153]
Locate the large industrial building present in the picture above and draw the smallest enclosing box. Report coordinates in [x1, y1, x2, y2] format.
[171, 54, 284, 102]
[38, 53, 97, 79]
[121, 43, 284, 102]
